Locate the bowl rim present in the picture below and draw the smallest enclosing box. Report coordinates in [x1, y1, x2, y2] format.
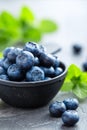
[0, 61, 67, 87]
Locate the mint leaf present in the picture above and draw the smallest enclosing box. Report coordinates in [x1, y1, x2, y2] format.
[61, 64, 87, 100]
[20, 21, 42, 43]
[72, 83, 87, 99]
[0, 11, 18, 29]
[61, 79, 74, 91]
[67, 64, 81, 79]
[39, 19, 57, 33]
[0, 52, 3, 58]
[20, 6, 34, 24]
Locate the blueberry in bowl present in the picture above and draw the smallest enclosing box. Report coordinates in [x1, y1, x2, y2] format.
[0, 42, 67, 108]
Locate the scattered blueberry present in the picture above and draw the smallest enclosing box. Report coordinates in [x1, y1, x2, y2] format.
[82, 62, 87, 71]
[54, 67, 63, 76]
[0, 74, 9, 80]
[49, 101, 66, 117]
[62, 110, 79, 126]
[16, 51, 34, 70]
[63, 98, 79, 110]
[72, 44, 82, 54]
[3, 58, 12, 70]
[0, 66, 5, 75]
[23, 42, 40, 57]
[7, 64, 24, 81]
[26, 66, 45, 81]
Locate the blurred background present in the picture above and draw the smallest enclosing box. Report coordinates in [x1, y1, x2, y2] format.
[0, 0, 87, 66]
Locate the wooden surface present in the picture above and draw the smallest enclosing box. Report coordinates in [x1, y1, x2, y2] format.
[0, 92, 86, 130]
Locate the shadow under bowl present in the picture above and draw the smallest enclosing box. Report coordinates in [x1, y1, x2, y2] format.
[0, 62, 67, 108]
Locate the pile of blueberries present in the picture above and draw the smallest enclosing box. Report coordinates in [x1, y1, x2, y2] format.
[0, 42, 63, 82]
[49, 98, 79, 126]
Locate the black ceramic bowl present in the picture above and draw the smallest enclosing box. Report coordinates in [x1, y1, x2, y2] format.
[0, 62, 67, 108]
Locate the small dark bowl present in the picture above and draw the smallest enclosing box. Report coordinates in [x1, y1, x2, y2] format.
[0, 62, 67, 108]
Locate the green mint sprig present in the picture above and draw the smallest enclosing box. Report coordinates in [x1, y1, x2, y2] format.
[61, 64, 87, 99]
[0, 6, 58, 51]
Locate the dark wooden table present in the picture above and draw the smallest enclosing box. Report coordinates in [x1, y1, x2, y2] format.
[0, 43, 87, 130]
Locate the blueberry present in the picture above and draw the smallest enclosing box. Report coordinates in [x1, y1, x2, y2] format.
[62, 110, 79, 126]
[63, 98, 79, 110]
[49, 101, 66, 117]
[7, 64, 24, 81]
[39, 53, 55, 67]
[0, 58, 4, 67]
[54, 67, 63, 76]
[41, 66, 55, 77]
[0, 74, 9, 80]
[16, 51, 34, 70]
[3, 47, 15, 58]
[72, 44, 82, 54]
[53, 57, 59, 68]
[82, 62, 87, 71]
[3, 58, 12, 70]
[23, 42, 40, 57]
[26, 66, 45, 81]
[7, 48, 22, 62]
[39, 45, 46, 53]
[44, 77, 51, 81]
[34, 57, 40, 66]
[0, 66, 5, 75]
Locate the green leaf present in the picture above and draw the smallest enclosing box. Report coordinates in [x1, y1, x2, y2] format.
[80, 72, 87, 83]
[39, 19, 57, 33]
[67, 64, 81, 79]
[61, 79, 74, 91]
[20, 21, 42, 43]
[72, 83, 87, 99]
[0, 52, 3, 58]
[20, 6, 34, 24]
[0, 11, 18, 29]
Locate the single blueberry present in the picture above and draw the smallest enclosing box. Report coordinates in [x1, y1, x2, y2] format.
[3, 47, 15, 58]
[23, 42, 40, 57]
[26, 66, 45, 81]
[41, 66, 55, 77]
[7, 64, 24, 81]
[49, 101, 66, 117]
[72, 44, 82, 54]
[54, 67, 63, 76]
[16, 51, 34, 70]
[34, 57, 40, 66]
[3, 58, 12, 70]
[0, 74, 9, 80]
[7, 48, 22, 62]
[39, 45, 46, 53]
[63, 98, 79, 110]
[0, 58, 4, 67]
[0, 66, 6, 75]
[53, 56, 59, 68]
[39, 53, 55, 67]
[62, 110, 79, 126]
[44, 77, 51, 81]
[82, 62, 87, 71]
